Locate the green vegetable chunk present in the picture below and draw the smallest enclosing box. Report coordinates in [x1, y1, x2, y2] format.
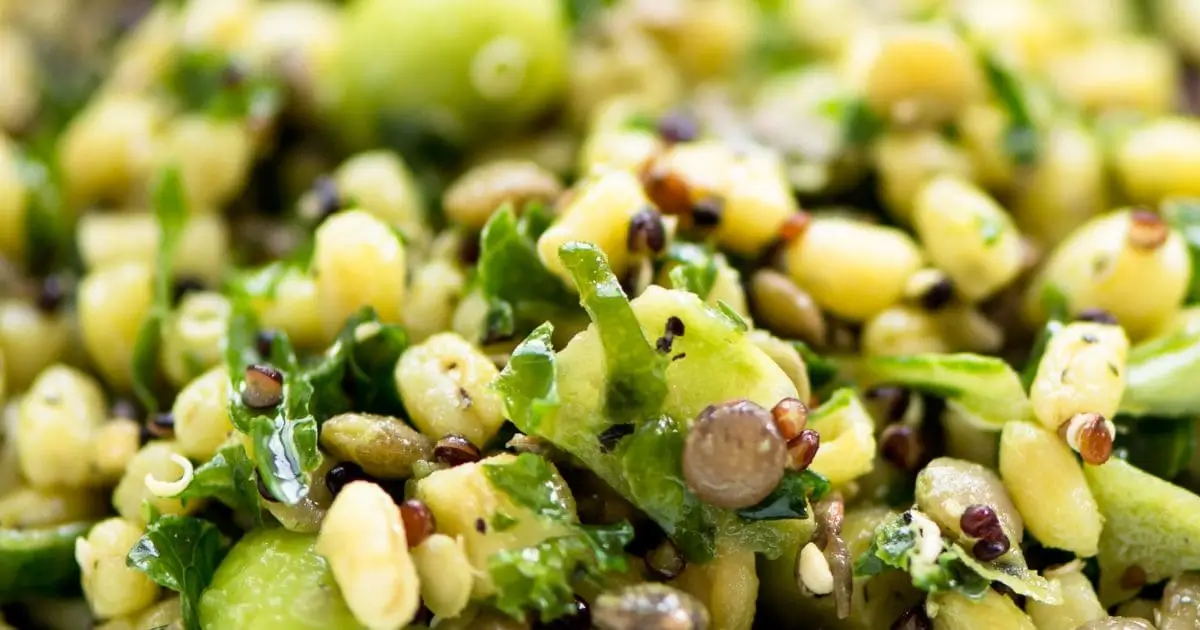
[198, 528, 364, 630]
[1121, 323, 1200, 417]
[862, 353, 1030, 429]
[0, 522, 91, 602]
[1085, 458, 1200, 605]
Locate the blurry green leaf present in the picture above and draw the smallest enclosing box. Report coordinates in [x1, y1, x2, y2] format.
[0, 522, 91, 602]
[1021, 283, 1069, 390]
[127, 516, 225, 630]
[666, 242, 719, 299]
[1114, 416, 1195, 481]
[493, 322, 560, 434]
[1163, 199, 1200, 304]
[979, 52, 1040, 166]
[484, 453, 572, 523]
[177, 441, 262, 525]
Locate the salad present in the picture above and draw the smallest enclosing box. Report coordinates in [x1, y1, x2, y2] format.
[2, 0, 1200, 629]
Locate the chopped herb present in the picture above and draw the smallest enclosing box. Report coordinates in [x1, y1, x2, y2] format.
[130, 165, 189, 414]
[713, 300, 749, 332]
[792, 341, 839, 392]
[562, 0, 614, 26]
[483, 453, 572, 522]
[620, 416, 717, 563]
[840, 97, 886, 147]
[305, 307, 409, 420]
[489, 521, 633, 623]
[559, 242, 669, 420]
[979, 51, 1041, 166]
[490, 511, 520, 532]
[1021, 283, 1069, 390]
[736, 469, 831, 521]
[167, 48, 282, 121]
[14, 152, 68, 276]
[492, 322, 560, 434]
[176, 441, 263, 525]
[477, 204, 579, 342]
[1163, 199, 1200, 304]
[666, 242, 720, 300]
[126, 516, 226, 630]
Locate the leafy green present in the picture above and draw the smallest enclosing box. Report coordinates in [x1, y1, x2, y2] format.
[127, 516, 226, 630]
[492, 322, 561, 434]
[666, 242, 720, 299]
[168, 48, 281, 120]
[305, 306, 408, 420]
[562, 0, 614, 26]
[714, 300, 750, 333]
[131, 165, 189, 414]
[14, 152, 69, 276]
[620, 416, 716, 562]
[559, 242, 669, 420]
[477, 204, 579, 342]
[854, 513, 989, 600]
[1021, 283, 1069, 390]
[224, 306, 322, 505]
[792, 341, 838, 392]
[490, 511, 520, 532]
[483, 453, 573, 523]
[1114, 416, 1196, 480]
[840, 97, 886, 147]
[1163, 199, 1200, 304]
[0, 522, 91, 602]
[863, 353, 1030, 429]
[979, 51, 1040, 166]
[1122, 325, 1200, 417]
[176, 441, 262, 524]
[489, 521, 633, 623]
[736, 469, 831, 521]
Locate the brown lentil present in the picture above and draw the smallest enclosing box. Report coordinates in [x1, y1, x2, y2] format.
[399, 499, 436, 548]
[682, 400, 788, 510]
[748, 269, 827, 345]
[1119, 564, 1147, 590]
[242, 364, 284, 409]
[656, 111, 699, 144]
[771, 397, 809, 441]
[641, 164, 692, 217]
[35, 274, 68, 313]
[864, 386, 912, 424]
[787, 429, 820, 471]
[778, 212, 811, 243]
[691, 196, 724, 229]
[1060, 412, 1114, 465]
[1127, 208, 1169, 250]
[434, 434, 482, 467]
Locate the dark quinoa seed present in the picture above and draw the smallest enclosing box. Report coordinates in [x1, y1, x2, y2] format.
[325, 462, 369, 497]
[656, 110, 699, 144]
[171, 276, 207, 305]
[627, 207, 667, 255]
[474, 517, 487, 533]
[35, 274, 68, 313]
[865, 386, 911, 424]
[255, 329, 279, 357]
[1075, 308, 1118, 326]
[972, 537, 1010, 562]
[879, 424, 923, 472]
[665, 316, 685, 338]
[959, 504, 1003, 540]
[918, 277, 955, 311]
[671, 352, 686, 362]
[311, 175, 342, 221]
[597, 423, 635, 453]
[434, 434, 482, 467]
[399, 499, 437, 548]
[256, 473, 277, 503]
[691, 196, 724, 229]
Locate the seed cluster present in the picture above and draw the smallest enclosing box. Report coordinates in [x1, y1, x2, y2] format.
[960, 504, 1011, 561]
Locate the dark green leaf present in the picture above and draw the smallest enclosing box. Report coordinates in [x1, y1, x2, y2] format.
[177, 441, 262, 524]
[0, 522, 91, 602]
[14, 153, 67, 276]
[559, 242, 669, 420]
[791, 341, 838, 391]
[841, 98, 886, 147]
[1163, 199, 1200, 305]
[483, 453, 572, 522]
[493, 322, 560, 434]
[1114, 416, 1196, 480]
[979, 52, 1040, 166]
[1021, 283, 1069, 391]
[168, 48, 282, 121]
[131, 165, 189, 414]
[477, 205, 579, 342]
[666, 242, 719, 300]
[489, 521, 632, 623]
[126, 516, 226, 630]
[736, 469, 830, 521]
[305, 307, 409, 420]
[562, 0, 613, 26]
[619, 416, 716, 563]
[490, 511, 519, 532]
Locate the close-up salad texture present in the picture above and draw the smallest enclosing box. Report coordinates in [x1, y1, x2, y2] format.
[6, 0, 1200, 628]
